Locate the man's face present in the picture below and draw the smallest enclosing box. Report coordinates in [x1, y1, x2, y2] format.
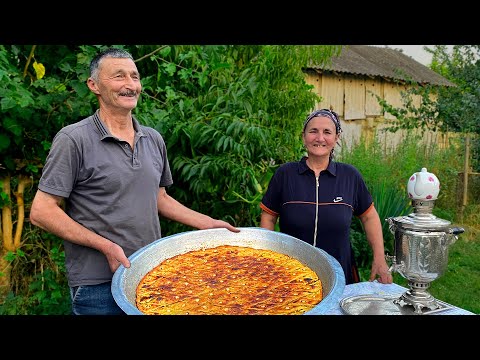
[93, 57, 142, 111]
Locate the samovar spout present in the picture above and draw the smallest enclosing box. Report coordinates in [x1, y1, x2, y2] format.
[385, 217, 400, 273]
[385, 252, 405, 274]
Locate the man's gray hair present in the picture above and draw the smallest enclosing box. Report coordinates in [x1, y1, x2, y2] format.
[89, 48, 134, 81]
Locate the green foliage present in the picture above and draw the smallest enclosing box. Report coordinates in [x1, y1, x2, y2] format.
[27, 267, 70, 315]
[430, 46, 480, 133]
[431, 45, 480, 173]
[1, 228, 71, 315]
[0, 45, 98, 179]
[133, 45, 342, 235]
[370, 180, 412, 253]
[350, 227, 371, 271]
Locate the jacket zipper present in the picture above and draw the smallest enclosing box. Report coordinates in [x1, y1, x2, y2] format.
[313, 175, 319, 247]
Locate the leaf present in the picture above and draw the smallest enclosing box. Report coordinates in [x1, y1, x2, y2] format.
[0, 69, 9, 81]
[71, 80, 90, 97]
[3, 117, 22, 136]
[33, 61, 46, 80]
[0, 133, 11, 151]
[164, 63, 177, 77]
[1, 97, 17, 110]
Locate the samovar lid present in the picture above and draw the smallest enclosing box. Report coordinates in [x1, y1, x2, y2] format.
[390, 210, 452, 231]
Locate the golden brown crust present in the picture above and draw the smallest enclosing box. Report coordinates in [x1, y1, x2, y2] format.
[136, 245, 323, 315]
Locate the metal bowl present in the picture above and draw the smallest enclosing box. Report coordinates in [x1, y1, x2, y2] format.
[112, 227, 346, 315]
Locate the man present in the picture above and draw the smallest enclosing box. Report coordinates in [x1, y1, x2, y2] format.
[29, 47, 239, 315]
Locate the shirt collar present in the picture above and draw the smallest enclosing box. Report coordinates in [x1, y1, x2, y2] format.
[92, 109, 145, 140]
[299, 156, 337, 176]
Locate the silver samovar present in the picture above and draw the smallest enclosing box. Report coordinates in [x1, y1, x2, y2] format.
[386, 167, 464, 314]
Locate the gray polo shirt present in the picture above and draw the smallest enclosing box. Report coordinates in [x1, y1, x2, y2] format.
[38, 110, 173, 287]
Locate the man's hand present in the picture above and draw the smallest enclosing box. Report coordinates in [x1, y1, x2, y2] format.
[105, 241, 131, 272]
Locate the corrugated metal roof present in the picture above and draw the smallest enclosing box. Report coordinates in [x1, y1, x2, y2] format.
[308, 45, 456, 87]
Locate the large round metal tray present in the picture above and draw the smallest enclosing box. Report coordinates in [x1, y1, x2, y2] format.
[112, 227, 346, 315]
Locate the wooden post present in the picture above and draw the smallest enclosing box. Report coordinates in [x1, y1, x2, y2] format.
[461, 134, 470, 219]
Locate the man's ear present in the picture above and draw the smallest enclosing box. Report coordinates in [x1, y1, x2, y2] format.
[87, 78, 100, 95]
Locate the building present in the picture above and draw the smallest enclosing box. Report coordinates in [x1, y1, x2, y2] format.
[304, 45, 456, 152]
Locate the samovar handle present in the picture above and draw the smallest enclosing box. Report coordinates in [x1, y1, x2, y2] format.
[450, 227, 465, 235]
[447, 227, 465, 246]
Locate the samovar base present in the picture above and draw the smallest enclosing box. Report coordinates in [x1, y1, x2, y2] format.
[393, 280, 442, 314]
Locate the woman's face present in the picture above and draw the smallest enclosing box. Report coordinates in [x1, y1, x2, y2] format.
[302, 115, 339, 158]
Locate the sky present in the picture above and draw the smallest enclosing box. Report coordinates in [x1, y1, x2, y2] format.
[371, 45, 452, 66]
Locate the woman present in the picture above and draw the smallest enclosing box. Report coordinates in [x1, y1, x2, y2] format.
[260, 109, 392, 285]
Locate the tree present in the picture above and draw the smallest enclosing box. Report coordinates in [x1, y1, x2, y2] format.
[376, 45, 480, 172]
[429, 45, 480, 136]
